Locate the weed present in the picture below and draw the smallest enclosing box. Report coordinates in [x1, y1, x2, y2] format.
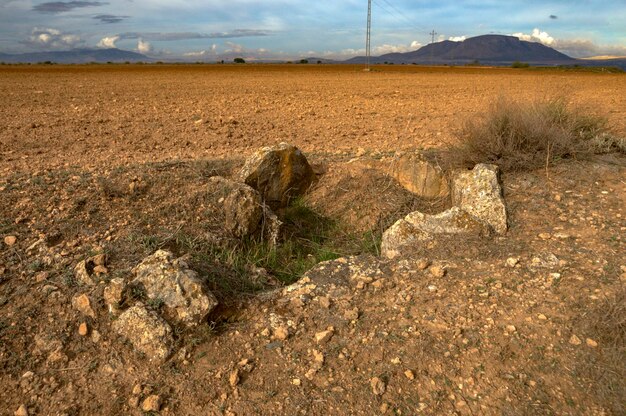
[446, 96, 610, 171]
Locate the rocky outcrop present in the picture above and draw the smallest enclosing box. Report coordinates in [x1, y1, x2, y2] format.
[452, 164, 507, 234]
[131, 250, 218, 327]
[388, 153, 449, 198]
[381, 207, 492, 259]
[207, 176, 264, 238]
[112, 303, 174, 363]
[238, 142, 315, 209]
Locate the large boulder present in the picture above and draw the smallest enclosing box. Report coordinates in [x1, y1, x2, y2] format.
[388, 153, 449, 198]
[452, 164, 508, 234]
[381, 207, 492, 259]
[238, 142, 315, 209]
[112, 303, 173, 363]
[207, 176, 264, 238]
[131, 250, 218, 327]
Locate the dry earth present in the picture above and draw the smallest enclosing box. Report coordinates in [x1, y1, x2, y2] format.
[0, 65, 625, 415]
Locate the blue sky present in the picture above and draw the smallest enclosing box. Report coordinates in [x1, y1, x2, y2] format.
[0, 0, 624, 59]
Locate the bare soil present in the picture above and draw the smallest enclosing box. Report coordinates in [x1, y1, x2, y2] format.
[0, 65, 624, 415]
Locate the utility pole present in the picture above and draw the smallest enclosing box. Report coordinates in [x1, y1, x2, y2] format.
[429, 29, 437, 64]
[366, 0, 372, 71]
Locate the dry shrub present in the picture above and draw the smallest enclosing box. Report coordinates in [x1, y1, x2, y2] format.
[449, 96, 609, 171]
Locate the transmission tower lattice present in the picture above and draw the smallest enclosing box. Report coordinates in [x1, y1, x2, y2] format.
[366, 0, 372, 70]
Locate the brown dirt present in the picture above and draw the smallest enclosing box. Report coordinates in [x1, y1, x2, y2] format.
[0, 65, 625, 415]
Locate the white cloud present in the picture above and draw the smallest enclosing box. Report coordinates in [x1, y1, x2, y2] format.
[26, 27, 82, 49]
[511, 28, 626, 58]
[225, 41, 243, 53]
[183, 50, 214, 57]
[410, 41, 422, 49]
[97, 35, 119, 48]
[512, 28, 555, 46]
[137, 38, 153, 54]
[449, 36, 466, 42]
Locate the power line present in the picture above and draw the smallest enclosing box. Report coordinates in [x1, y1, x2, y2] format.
[371, 0, 427, 33]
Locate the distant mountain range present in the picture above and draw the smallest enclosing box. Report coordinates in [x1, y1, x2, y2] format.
[0, 48, 152, 64]
[344, 35, 626, 69]
[1, 35, 625, 69]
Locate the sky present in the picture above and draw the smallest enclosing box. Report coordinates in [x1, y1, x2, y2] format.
[0, 0, 625, 60]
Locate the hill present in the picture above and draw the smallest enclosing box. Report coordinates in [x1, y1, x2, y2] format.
[346, 34, 576, 66]
[0, 48, 152, 64]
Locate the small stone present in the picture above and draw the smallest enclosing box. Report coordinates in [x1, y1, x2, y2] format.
[538, 233, 552, 240]
[554, 194, 562, 202]
[370, 377, 386, 396]
[141, 395, 162, 412]
[404, 370, 415, 380]
[72, 294, 96, 318]
[315, 327, 334, 343]
[132, 383, 143, 395]
[78, 322, 88, 336]
[312, 349, 324, 363]
[586, 338, 598, 348]
[292, 378, 301, 386]
[273, 326, 290, 341]
[506, 325, 517, 333]
[416, 258, 430, 270]
[506, 257, 520, 268]
[91, 330, 101, 343]
[103, 278, 126, 314]
[380, 403, 389, 413]
[4, 235, 17, 246]
[14, 405, 28, 416]
[429, 265, 446, 278]
[537, 314, 547, 321]
[229, 369, 240, 387]
[343, 308, 360, 321]
[569, 334, 582, 345]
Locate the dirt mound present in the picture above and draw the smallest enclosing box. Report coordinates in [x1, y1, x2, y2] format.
[306, 161, 450, 234]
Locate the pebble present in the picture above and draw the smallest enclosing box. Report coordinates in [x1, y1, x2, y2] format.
[14, 405, 28, 416]
[72, 294, 96, 318]
[132, 384, 143, 395]
[4, 235, 17, 246]
[78, 322, 88, 336]
[429, 265, 446, 278]
[292, 378, 302, 386]
[506, 257, 520, 268]
[537, 314, 547, 321]
[229, 369, 240, 387]
[586, 338, 598, 348]
[538, 233, 552, 240]
[569, 334, 582, 345]
[273, 326, 290, 340]
[416, 258, 430, 270]
[315, 327, 335, 343]
[141, 395, 162, 412]
[370, 377, 386, 396]
[506, 325, 517, 333]
[343, 308, 359, 321]
[404, 370, 415, 380]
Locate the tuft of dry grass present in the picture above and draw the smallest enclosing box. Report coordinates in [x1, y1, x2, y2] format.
[447, 96, 610, 171]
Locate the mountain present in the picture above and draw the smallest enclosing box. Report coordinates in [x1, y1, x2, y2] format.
[346, 34, 576, 65]
[0, 48, 152, 64]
